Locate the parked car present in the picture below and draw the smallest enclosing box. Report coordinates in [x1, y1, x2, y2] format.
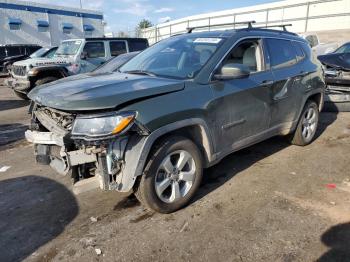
[0, 44, 41, 74]
[25, 24, 325, 213]
[46, 51, 141, 86]
[6, 38, 148, 99]
[318, 42, 350, 111]
[4, 46, 57, 79]
[300, 33, 339, 56]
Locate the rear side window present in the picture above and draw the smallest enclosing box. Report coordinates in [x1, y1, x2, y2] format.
[292, 42, 306, 62]
[266, 39, 297, 69]
[83, 42, 105, 58]
[109, 41, 127, 57]
[128, 40, 148, 52]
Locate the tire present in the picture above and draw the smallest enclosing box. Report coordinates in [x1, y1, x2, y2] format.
[35, 76, 58, 87]
[134, 136, 203, 213]
[13, 90, 29, 100]
[288, 100, 319, 146]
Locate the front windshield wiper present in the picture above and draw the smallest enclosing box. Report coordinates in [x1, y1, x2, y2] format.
[123, 70, 156, 77]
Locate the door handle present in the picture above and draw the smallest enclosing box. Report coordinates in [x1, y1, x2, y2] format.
[260, 80, 274, 86]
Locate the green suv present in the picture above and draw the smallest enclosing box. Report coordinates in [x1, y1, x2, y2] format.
[26, 24, 325, 213]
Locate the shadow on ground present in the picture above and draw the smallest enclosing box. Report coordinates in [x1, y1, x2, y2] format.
[193, 112, 337, 204]
[0, 99, 29, 111]
[0, 176, 78, 262]
[317, 222, 350, 262]
[0, 123, 28, 147]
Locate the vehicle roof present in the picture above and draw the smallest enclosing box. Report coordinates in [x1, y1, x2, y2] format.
[61, 38, 148, 42]
[0, 44, 41, 47]
[176, 28, 306, 43]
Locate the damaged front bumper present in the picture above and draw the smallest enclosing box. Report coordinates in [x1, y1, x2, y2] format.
[25, 129, 148, 193]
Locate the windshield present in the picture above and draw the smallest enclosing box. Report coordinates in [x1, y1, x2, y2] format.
[119, 36, 225, 79]
[93, 52, 140, 74]
[55, 40, 82, 56]
[30, 47, 49, 58]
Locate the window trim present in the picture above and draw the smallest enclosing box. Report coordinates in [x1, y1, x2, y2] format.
[108, 40, 129, 57]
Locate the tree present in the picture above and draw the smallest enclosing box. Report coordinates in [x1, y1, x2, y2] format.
[138, 19, 153, 30]
[135, 19, 153, 37]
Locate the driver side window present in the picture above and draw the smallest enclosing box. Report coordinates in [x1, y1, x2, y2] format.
[222, 39, 264, 73]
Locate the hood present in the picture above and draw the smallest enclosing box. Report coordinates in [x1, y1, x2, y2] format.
[318, 53, 350, 71]
[13, 57, 74, 67]
[1, 54, 28, 62]
[28, 73, 185, 111]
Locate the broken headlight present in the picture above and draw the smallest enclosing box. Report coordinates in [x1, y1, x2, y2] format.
[71, 112, 136, 138]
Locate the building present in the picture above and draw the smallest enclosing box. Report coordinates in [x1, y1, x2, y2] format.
[0, 0, 104, 46]
[141, 0, 350, 44]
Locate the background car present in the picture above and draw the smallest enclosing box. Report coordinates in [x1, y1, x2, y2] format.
[318, 42, 350, 112]
[0, 44, 41, 74]
[6, 38, 148, 99]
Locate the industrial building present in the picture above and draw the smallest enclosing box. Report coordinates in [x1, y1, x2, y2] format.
[141, 0, 350, 44]
[0, 0, 104, 46]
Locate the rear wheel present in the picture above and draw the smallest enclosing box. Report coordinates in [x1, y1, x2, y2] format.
[13, 90, 29, 100]
[288, 100, 319, 146]
[35, 76, 58, 87]
[134, 136, 203, 213]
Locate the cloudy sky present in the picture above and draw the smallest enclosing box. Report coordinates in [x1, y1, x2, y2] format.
[30, 0, 278, 34]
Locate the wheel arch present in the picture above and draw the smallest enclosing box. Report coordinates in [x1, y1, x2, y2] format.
[31, 67, 68, 84]
[120, 118, 215, 192]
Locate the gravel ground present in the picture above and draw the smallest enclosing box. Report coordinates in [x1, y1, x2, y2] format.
[0, 78, 349, 262]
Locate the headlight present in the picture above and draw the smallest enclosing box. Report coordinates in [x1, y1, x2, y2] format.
[28, 68, 38, 76]
[71, 112, 136, 137]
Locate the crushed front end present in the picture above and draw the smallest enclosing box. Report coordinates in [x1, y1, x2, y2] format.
[25, 103, 149, 193]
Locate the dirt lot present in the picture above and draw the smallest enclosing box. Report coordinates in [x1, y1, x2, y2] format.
[0, 78, 349, 262]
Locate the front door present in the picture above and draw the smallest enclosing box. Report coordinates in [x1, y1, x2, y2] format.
[210, 38, 274, 155]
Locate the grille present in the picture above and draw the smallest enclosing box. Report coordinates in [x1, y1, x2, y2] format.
[34, 105, 75, 135]
[11, 65, 27, 76]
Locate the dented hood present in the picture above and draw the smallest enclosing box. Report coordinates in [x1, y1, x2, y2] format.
[318, 53, 350, 71]
[28, 72, 185, 111]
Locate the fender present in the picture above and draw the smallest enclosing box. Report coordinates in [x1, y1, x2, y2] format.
[117, 118, 215, 192]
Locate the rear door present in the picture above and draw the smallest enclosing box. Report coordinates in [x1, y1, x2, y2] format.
[265, 38, 304, 129]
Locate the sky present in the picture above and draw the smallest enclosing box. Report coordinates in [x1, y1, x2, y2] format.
[30, 0, 279, 34]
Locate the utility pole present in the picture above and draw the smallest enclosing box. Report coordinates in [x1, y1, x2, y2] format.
[79, 0, 82, 9]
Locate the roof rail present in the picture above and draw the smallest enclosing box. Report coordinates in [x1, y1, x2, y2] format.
[254, 24, 293, 31]
[187, 20, 256, 33]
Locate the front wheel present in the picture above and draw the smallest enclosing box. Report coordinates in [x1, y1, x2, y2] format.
[134, 136, 203, 213]
[288, 100, 319, 146]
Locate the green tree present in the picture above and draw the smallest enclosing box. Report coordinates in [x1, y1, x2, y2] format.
[135, 19, 153, 37]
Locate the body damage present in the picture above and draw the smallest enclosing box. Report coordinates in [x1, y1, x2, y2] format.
[25, 30, 325, 195]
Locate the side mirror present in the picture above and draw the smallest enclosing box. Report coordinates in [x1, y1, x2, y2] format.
[80, 51, 88, 60]
[214, 63, 250, 80]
